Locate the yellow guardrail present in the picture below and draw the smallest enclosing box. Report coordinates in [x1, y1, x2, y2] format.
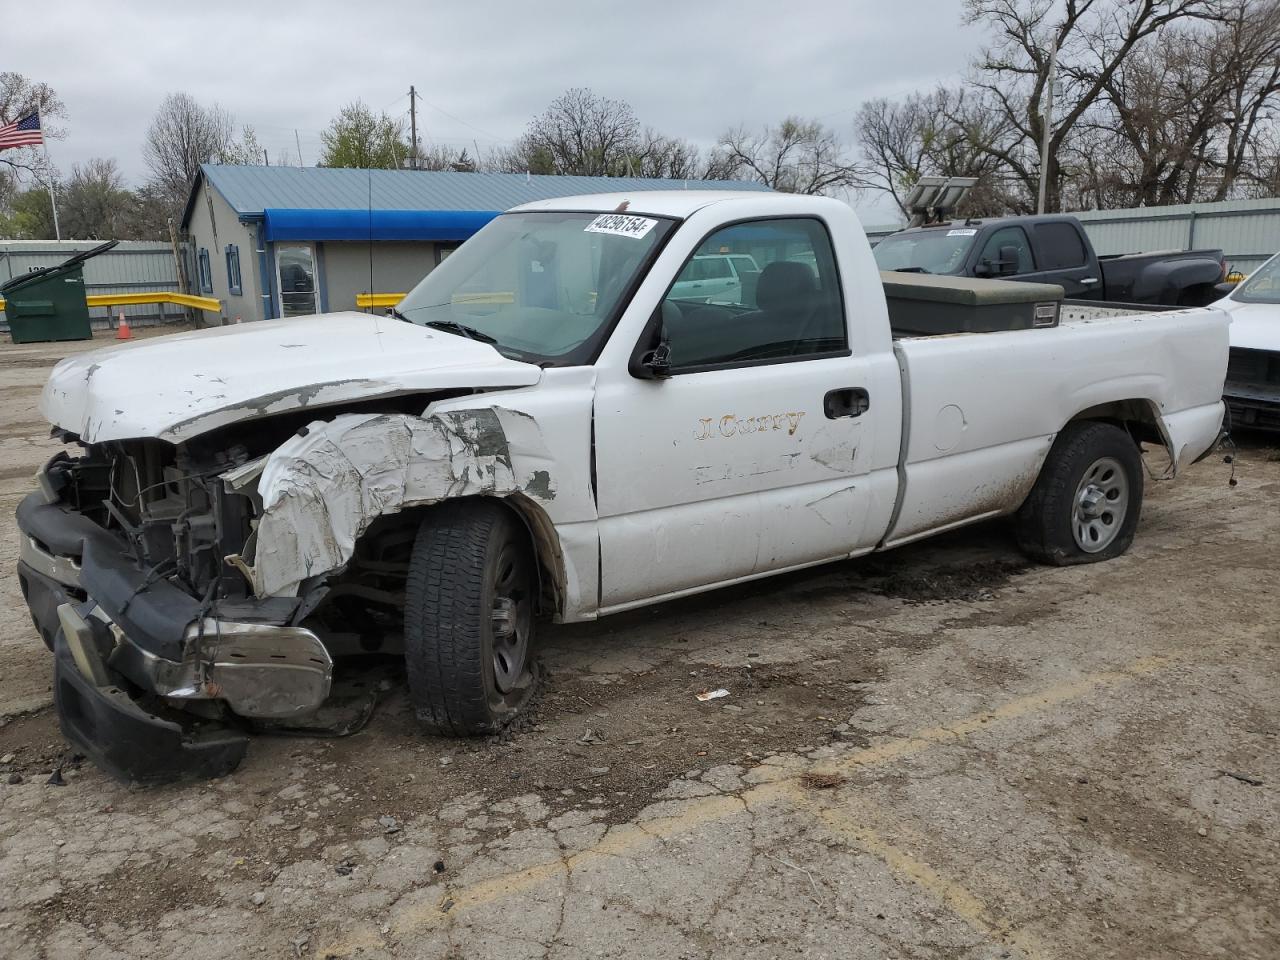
[355, 291, 517, 309]
[356, 292, 407, 308]
[0, 291, 223, 314]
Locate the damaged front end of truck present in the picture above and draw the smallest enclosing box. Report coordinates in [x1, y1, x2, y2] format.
[17, 314, 553, 783]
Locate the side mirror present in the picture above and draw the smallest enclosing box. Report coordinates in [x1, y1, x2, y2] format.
[998, 245, 1021, 275]
[974, 261, 994, 278]
[640, 340, 672, 380]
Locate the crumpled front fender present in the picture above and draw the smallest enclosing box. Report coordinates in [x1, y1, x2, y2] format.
[250, 406, 558, 597]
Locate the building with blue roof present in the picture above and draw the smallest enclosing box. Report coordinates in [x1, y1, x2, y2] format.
[181, 164, 768, 322]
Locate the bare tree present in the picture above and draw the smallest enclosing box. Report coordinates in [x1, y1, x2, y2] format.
[502, 88, 640, 176]
[143, 93, 235, 209]
[854, 0, 1280, 214]
[963, 0, 1216, 211]
[855, 89, 1018, 215]
[415, 143, 478, 172]
[713, 118, 864, 195]
[629, 130, 705, 179]
[1202, 0, 1280, 198]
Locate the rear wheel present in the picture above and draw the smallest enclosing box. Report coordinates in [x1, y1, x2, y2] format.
[1015, 421, 1144, 565]
[404, 501, 538, 736]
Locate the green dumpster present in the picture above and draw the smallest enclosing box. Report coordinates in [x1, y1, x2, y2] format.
[2, 240, 118, 344]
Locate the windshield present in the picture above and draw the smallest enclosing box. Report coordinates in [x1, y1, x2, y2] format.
[873, 229, 975, 274]
[1232, 253, 1280, 304]
[396, 211, 675, 365]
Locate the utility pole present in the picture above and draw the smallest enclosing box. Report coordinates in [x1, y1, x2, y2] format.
[409, 85, 419, 170]
[1036, 39, 1059, 215]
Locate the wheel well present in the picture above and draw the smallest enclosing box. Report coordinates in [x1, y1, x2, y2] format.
[346, 495, 567, 620]
[1066, 399, 1169, 457]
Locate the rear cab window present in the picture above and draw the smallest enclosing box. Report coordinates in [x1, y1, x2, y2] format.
[1034, 222, 1089, 270]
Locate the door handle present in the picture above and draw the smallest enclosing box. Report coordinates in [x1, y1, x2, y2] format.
[825, 388, 870, 419]
[1080, 277, 1099, 284]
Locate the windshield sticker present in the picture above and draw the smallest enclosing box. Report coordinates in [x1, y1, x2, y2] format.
[946, 228, 978, 237]
[585, 213, 659, 239]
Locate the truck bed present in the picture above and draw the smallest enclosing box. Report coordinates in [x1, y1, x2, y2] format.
[882, 303, 1229, 547]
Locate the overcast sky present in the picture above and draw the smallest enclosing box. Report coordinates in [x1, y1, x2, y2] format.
[10, 0, 982, 224]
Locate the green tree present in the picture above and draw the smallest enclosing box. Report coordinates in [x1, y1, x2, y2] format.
[60, 158, 134, 239]
[220, 126, 265, 166]
[319, 101, 409, 168]
[0, 185, 58, 239]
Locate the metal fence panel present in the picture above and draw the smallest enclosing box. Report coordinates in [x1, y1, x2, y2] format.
[0, 240, 186, 330]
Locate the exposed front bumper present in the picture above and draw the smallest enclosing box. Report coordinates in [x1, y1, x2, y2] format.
[1224, 347, 1280, 433]
[1224, 386, 1280, 432]
[16, 489, 334, 783]
[51, 614, 249, 784]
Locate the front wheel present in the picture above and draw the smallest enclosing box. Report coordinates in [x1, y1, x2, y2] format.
[1014, 421, 1144, 565]
[404, 501, 539, 736]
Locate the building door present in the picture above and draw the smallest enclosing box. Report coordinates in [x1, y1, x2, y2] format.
[276, 243, 318, 317]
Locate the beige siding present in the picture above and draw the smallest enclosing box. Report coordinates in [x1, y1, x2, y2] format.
[185, 184, 262, 323]
[319, 242, 438, 312]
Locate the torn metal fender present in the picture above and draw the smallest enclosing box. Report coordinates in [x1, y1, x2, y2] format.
[251, 407, 558, 597]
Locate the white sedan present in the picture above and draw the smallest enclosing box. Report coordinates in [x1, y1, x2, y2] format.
[1215, 252, 1280, 432]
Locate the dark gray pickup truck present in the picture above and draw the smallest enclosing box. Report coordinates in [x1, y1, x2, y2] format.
[873, 214, 1227, 306]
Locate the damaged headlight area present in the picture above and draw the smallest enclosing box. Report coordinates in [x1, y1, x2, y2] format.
[16, 422, 423, 783]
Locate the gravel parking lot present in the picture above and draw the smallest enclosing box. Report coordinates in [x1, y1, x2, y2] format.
[0, 330, 1276, 960]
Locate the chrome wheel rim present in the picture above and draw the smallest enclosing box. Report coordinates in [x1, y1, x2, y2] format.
[490, 544, 531, 693]
[1073, 456, 1129, 553]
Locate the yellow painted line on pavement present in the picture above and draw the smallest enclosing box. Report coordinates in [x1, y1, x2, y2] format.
[322, 654, 1178, 957]
[806, 797, 1052, 960]
[820, 654, 1175, 779]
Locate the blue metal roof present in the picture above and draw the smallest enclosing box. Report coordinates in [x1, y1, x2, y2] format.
[188, 164, 770, 228]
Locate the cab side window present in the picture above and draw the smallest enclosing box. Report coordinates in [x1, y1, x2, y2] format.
[660, 218, 847, 371]
[977, 227, 1034, 274]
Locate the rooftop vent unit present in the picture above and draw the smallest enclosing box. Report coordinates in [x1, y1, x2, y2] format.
[903, 176, 979, 227]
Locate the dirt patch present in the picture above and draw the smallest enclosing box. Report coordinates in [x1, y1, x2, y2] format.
[0, 708, 77, 781]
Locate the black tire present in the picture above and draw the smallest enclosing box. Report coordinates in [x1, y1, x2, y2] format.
[404, 501, 538, 736]
[1014, 421, 1144, 566]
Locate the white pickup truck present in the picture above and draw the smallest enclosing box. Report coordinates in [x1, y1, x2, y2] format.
[18, 191, 1228, 782]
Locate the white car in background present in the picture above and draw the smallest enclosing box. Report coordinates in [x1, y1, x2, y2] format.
[1215, 251, 1280, 432]
[668, 253, 760, 303]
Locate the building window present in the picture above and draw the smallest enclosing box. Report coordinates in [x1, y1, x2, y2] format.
[225, 244, 242, 295]
[197, 248, 213, 294]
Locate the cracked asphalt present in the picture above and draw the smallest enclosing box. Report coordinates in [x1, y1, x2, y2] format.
[1, 331, 1277, 959]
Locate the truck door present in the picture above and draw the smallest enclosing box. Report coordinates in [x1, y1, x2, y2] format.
[1029, 221, 1100, 298]
[593, 217, 883, 611]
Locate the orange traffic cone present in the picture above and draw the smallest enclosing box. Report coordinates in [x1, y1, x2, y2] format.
[116, 311, 132, 341]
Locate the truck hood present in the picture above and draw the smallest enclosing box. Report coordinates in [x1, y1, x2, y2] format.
[1216, 298, 1280, 353]
[41, 312, 543, 443]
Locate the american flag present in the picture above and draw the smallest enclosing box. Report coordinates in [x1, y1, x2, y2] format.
[0, 113, 43, 151]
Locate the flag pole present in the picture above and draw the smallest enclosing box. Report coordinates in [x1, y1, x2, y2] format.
[42, 137, 61, 241]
